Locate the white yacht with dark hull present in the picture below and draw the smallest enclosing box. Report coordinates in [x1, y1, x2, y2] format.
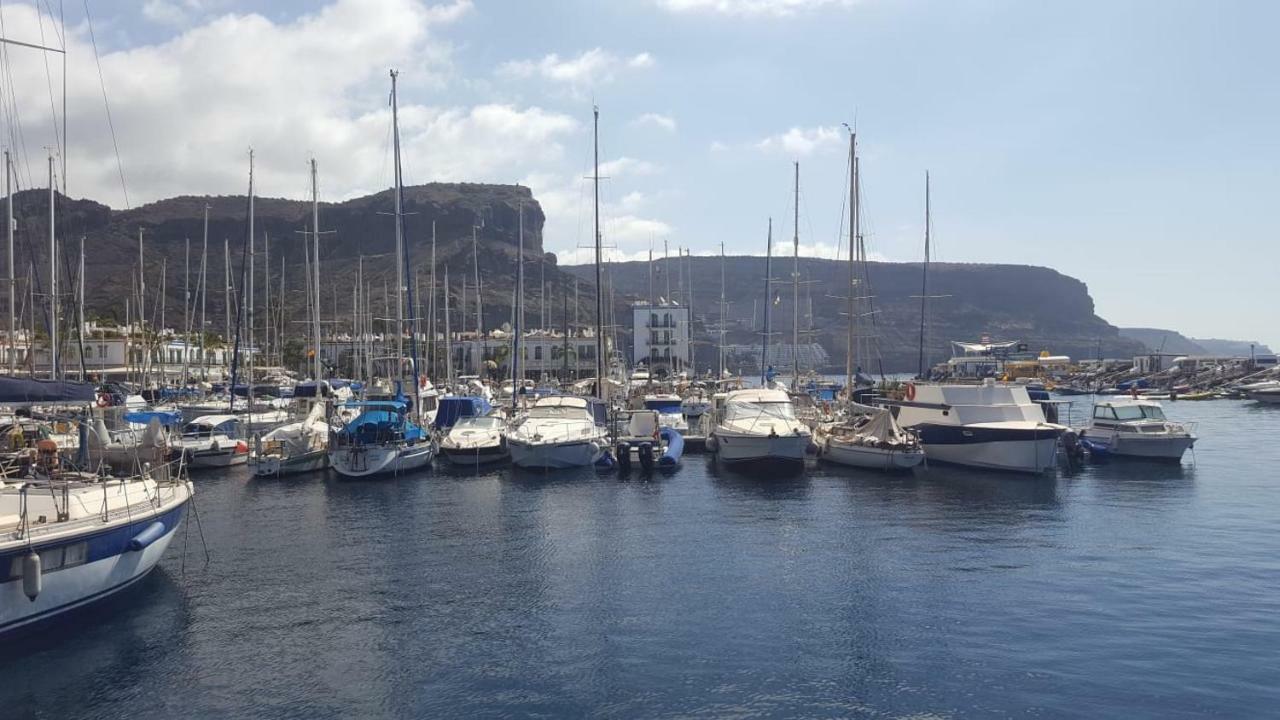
[892, 381, 1066, 473]
[1079, 399, 1196, 461]
[707, 388, 812, 471]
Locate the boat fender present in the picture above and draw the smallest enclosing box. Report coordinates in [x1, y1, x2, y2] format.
[905, 383, 917, 401]
[22, 552, 40, 601]
[128, 521, 167, 552]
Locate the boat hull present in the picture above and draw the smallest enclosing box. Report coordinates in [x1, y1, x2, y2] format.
[1089, 433, 1196, 460]
[186, 447, 247, 468]
[821, 440, 925, 471]
[508, 438, 599, 469]
[440, 442, 509, 466]
[914, 424, 1060, 473]
[0, 490, 190, 636]
[329, 442, 435, 478]
[251, 449, 329, 477]
[713, 431, 810, 469]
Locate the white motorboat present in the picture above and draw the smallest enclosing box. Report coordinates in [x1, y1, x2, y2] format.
[816, 403, 925, 471]
[1079, 399, 1197, 460]
[251, 402, 331, 477]
[439, 414, 509, 466]
[0, 465, 193, 636]
[707, 388, 812, 470]
[173, 414, 249, 468]
[643, 394, 689, 433]
[893, 380, 1066, 473]
[506, 396, 608, 469]
[1240, 380, 1280, 404]
[329, 399, 435, 478]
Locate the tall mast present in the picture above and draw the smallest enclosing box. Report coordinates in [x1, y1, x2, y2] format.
[5, 151, 12, 377]
[472, 220, 483, 338]
[761, 218, 772, 386]
[718, 241, 726, 379]
[201, 207, 208, 380]
[224, 236, 231, 352]
[443, 267, 452, 385]
[311, 158, 322, 382]
[390, 69, 405, 374]
[183, 237, 190, 384]
[917, 172, 930, 379]
[248, 150, 255, 403]
[592, 106, 606, 402]
[263, 233, 270, 365]
[846, 132, 857, 394]
[48, 154, 57, 380]
[77, 237, 85, 381]
[792, 161, 800, 387]
[686, 249, 694, 375]
[428, 221, 436, 379]
[513, 202, 523, 409]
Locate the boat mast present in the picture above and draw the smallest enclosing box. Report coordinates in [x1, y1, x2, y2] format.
[718, 241, 726, 379]
[444, 266, 452, 386]
[846, 132, 856, 394]
[78, 237, 85, 381]
[917, 172, 930, 379]
[428, 222, 436, 380]
[390, 70, 405, 378]
[4, 151, 11, 378]
[513, 202, 523, 410]
[472, 219, 483, 338]
[48, 154, 57, 380]
[791, 161, 800, 389]
[201, 206, 208, 380]
[248, 150, 255, 409]
[592, 106, 606, 403]
[224, 236, 231, 356]
[311, 158, 322, 382]
[761, 218, 772, 386]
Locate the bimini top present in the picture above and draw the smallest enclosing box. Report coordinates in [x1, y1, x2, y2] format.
[433, 396, 493, 430]
[124, 410, 183, 426]
[0, 376, 96, 405]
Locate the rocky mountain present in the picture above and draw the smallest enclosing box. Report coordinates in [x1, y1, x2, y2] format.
[566, 257, 1147, 373]
[13, 183, 592, 347]
[1118, 328, 1209, 355]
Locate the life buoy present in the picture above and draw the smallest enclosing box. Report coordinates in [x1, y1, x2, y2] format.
[905, 383, 917, 402]
[96, 393, 110, 408]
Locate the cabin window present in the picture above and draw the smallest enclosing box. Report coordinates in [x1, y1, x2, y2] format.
[1094, 406, 1119, 420]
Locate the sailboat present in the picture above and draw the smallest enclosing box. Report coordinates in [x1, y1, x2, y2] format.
[252, 159, 332, 478]
[329, 70, 435, 478]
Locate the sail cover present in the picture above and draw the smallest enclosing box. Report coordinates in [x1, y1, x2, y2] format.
[0, 376, 96, 404]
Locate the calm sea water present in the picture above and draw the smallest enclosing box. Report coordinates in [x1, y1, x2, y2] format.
[4, 397, 1279, 719]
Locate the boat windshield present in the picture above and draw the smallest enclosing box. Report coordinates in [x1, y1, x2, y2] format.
[457, 416, 504, 430]
[1112, 404, 1167, 421]
[526, 406, 588, 420]
[726, 400, 796, 420]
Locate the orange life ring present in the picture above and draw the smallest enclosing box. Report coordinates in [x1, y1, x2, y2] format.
[905, 383, 917, 402]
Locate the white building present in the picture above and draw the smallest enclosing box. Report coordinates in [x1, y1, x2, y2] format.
[631, 301, 690, 374]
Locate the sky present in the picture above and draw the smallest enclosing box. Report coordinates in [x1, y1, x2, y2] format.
[0, 0, 1275, 348]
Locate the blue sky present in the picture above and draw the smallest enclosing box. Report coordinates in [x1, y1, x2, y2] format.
[6, 0, 1276, 348]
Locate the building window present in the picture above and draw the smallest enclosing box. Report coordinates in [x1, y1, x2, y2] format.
[534, 346, 542, 360]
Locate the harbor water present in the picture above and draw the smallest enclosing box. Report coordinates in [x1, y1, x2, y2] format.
[4, 398, 1279, 718]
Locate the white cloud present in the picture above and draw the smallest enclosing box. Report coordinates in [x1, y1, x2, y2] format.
[497, 47, 654, 95]
[0, 0, 580, 208]
[755, 125, 844, 156]
[656, 0, 858, 17]
[632, 112, 676, 132]
[598, 157, 660, 178]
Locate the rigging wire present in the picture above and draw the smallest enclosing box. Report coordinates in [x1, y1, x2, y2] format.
[82, 0, 129, 209]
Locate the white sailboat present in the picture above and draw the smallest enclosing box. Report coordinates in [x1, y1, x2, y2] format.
[330, 69, 435, 478]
